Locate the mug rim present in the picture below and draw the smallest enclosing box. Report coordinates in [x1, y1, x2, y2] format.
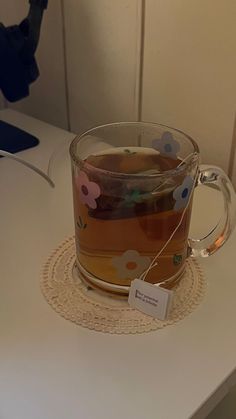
[69, 121, 200, 179]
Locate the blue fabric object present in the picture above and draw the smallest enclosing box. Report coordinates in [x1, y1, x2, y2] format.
[0, 23, 39, 102]
[0, 0, 48, 102]
[30, 0, 48, 8]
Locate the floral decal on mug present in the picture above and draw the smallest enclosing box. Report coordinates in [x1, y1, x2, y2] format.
[173, 254, 183, 265]
[76, 215, 87, 230]
[152, 131, 180, 158]
[173, 175, 194, 211]
[112, 250, 151, 280]
[76, 171, 101, 209]
[123, 189, 143, 207]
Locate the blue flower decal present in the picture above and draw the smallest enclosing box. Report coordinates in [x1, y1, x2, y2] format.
[152, 131, 180, 158]
[173, 176, 194, 211]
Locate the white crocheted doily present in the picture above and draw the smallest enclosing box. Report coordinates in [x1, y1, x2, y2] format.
[41, 237, 206, 334]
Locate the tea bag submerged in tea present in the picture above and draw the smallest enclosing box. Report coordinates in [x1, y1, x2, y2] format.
[84, 147, 181, 220]
[86, 147, 163, 174]
[78, 136, 116, 160]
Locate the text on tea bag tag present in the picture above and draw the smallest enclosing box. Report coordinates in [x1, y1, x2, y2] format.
[128, 279, 173, 321]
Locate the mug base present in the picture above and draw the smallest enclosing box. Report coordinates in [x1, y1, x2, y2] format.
[75, 261, 185, 299]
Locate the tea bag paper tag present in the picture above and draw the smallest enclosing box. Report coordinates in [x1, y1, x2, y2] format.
[128, 279, 173, 321]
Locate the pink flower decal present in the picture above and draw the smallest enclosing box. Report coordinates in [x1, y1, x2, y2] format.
[76, 171, 101, 209]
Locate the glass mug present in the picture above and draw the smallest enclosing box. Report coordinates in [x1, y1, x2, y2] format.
[70, 122, 236, 297]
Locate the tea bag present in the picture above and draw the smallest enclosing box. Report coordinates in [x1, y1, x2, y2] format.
[85, 147, 180, 220]
[79, 136, 115, 160]
[86, 146, 165, 174]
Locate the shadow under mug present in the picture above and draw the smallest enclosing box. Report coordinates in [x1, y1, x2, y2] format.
[70, 122, 236, 297]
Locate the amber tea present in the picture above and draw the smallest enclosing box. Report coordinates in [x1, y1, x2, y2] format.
[72, 147, 192, 293]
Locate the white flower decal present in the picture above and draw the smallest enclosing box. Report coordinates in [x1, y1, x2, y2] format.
[152, 131, 180, 158]
[76, 171, 101, 209]
[173, 175, 194, 211]
[112, 250, 151, 280]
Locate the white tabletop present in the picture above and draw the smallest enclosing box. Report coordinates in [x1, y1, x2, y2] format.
[1, 110, 236, 419]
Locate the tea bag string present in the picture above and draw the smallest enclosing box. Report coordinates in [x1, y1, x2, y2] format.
[151, 153, 196, 195]
[139, 163, 198, 282]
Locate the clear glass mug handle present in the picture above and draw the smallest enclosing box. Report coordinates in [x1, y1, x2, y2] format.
[188, 165, 236, 257]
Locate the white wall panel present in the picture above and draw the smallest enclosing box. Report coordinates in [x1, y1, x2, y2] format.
[230, 116, 236, 187]
[232, 163, 236, 188]
[64, 0, 142, 134]
[142, 0, 236, 172]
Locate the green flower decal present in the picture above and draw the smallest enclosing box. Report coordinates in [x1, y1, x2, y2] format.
[124, 189, 143, 207]
[173, 254, 182, 265]
[76, 216, 87, 230]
